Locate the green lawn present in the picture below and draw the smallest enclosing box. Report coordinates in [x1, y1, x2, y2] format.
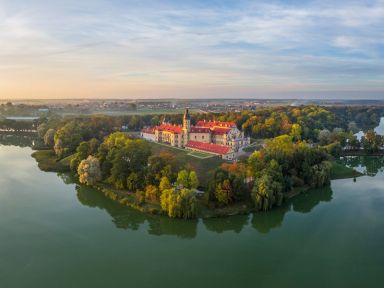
[187, 151, 215, 159]
[147, 141, 223, 186]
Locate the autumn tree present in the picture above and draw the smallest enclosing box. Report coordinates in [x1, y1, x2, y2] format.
[145, 185, 159, 202]
[215, 179, 233, 205]
[78, 156, 102, 185]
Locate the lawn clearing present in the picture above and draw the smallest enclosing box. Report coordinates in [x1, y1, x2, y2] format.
[147, 141, 223, 186]
[187, 151, 215, 159]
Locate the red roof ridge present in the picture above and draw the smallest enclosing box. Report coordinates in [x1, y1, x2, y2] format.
[141, 127, 155, 134]
[156, 123, 183, 134]
[185, 140, 232, 155]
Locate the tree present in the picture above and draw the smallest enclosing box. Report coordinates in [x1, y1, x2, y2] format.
[251, 173, 283, 211]
[290, 123, 302, 141]
[160, 187, 197, 219]
[54, 138, 64, 158]
[318, 129, 331, 145]
[70, 140, 99, 173]
[307, 161, 332, 188]
[77, 156, 102, 185]
[348, 121, 359, 133]
[127, 172, 140, 191]
[159, 176, 171, 192]
[145, 185, 159, 202]
[88, 138, 100, 155]
[362, 130, 382, 153]
[248, 151, 265, 176]
[176, 170, 190, 188]
[215, 179, 233, 205]
[347, 132, 360, 150]
[44, 129, 55, 147]
[189, 171, 199, 189]
[106, 138, 151, 189]
[54, 120, 84, 155]
[146, 155, 166, 185]
[37, 123, 48, 139]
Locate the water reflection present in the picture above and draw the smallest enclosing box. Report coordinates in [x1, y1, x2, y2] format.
[57, 171, 336, 238]
[251, 205, 289, 233]
[340, 156, 384, 177]
[52, 152, 384, 238]
[73, 181, 198, 238]
[203, 215, 249, 234]
[0, 134, 36, 147]
[292, 186, 333, 213]
[355, 116, 384, 141]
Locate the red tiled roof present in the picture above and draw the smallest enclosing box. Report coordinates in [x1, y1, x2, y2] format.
[196, 120, 236, 128]
[190, 127, 211, 133]
[141, 127, 155, 134]
[186, 141, 232, 155]
[211, 127, 231, 135]
[156, 123, 183, 134]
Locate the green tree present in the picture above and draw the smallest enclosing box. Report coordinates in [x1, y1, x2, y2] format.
[37, 123, 48, 139]
[251, 173, 283, 211]
[189, 171, 199, 189]
[290, 123, 302, 141]
[176, 170, 190, 188]
[160, 188, 197, 219]
[127, 172, 140, 191]
[159, 176, 171, 192]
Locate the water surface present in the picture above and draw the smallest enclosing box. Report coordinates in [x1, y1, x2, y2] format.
[0, 145, 383, 288]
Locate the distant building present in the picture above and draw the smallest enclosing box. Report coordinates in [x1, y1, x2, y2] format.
[141, 109, 250, 159]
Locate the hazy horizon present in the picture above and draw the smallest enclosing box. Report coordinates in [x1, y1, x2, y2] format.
[1, 0, 383, 100]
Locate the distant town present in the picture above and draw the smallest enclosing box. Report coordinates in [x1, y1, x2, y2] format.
[2, 98, 384, 119]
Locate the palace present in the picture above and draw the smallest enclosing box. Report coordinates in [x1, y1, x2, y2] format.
[141, 109, 250, 160]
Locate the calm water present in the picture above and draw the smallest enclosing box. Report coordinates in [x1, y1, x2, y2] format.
[0, 145, 384, 288]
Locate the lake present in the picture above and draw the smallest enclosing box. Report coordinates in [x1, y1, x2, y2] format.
[0, 145, 383, 288]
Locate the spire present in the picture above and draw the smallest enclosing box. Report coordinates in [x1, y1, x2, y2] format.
[183, 108, 191, 133]
[183, 108, 190, 120]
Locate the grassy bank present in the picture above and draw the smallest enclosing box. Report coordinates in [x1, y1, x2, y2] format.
[31, 150, 71, 172]
[330, 161, 363, 180]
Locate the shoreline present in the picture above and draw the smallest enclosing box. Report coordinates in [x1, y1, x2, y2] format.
[31, 149, 363, 219]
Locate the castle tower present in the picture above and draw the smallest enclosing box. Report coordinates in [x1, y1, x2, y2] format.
[183, 108, 191, 145]
[183, 108, 191, 131]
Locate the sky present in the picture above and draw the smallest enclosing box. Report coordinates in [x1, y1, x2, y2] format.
[0, 0, 383, 100]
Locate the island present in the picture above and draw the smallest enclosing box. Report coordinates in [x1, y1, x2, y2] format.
[29, 104, 384, 219]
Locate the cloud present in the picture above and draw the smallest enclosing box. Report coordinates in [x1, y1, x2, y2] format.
[0, 0, 383, 99]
